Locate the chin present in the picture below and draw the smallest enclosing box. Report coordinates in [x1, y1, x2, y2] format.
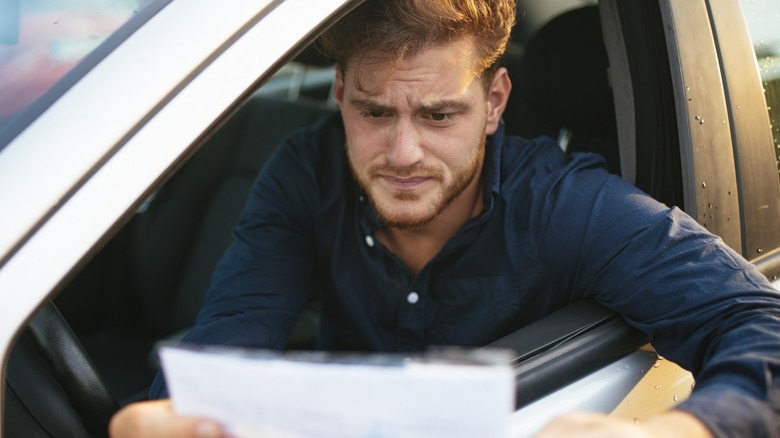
[375, 202, 438, 230]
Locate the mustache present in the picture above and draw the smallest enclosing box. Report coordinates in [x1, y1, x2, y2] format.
[368, 163, 443, 179]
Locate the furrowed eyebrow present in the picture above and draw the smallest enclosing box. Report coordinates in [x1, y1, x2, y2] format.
[418, 100, 472, 114]
[349, 99, 392, 113]
[348, 98, 472, 114]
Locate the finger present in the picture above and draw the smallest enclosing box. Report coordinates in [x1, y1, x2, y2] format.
[109, 399, 225, 438]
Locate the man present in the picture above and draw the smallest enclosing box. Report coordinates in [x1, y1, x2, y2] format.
[110, 0, 780, 436]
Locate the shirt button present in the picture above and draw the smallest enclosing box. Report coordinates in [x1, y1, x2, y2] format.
[407, 291, 419, 304]
[365, 235, 375, 247]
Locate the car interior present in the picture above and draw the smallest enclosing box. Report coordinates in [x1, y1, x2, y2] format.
[4, 2, 685, 437]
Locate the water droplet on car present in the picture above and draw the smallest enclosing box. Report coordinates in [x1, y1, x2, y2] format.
[702, 181, 707, 188]
[653, 362, 660, 368]
[674, 395, 679, 401]
[655, 385, 662, 390]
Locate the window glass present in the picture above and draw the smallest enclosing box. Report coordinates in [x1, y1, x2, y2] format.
[0, 0, 145, 133]
[740, 0, 780, 178]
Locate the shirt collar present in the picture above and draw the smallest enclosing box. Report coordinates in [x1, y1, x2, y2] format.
[482, 119, 506, 211]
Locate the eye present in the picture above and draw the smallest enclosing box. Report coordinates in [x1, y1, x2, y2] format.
[361, 110, 388, 119]
[426, 112, 455, 123]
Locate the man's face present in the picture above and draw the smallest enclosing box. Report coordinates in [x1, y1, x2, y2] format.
[334, 38, 508, 230]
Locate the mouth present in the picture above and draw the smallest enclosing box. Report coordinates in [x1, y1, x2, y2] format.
[379, 175, 433, 191]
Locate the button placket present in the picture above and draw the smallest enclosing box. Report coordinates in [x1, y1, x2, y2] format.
[396, 272, 428, 349]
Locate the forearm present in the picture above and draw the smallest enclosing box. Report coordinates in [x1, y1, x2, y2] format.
[533, 409, 712, 438]
[643, 410, 713, 437]
[675, 383, 780, 438]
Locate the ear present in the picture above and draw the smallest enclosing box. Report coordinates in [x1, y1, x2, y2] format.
[485, 67, 512, 135]
[333, 64, 345, 106]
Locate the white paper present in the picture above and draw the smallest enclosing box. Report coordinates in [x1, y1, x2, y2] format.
[159, 345, 515, 438]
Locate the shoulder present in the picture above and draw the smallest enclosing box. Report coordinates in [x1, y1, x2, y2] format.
[498, 134, 671, 240]
[259, 111, 346, 182]
[274, 111, 344, 162]
[250, 111, 353, 218]
[499, 135, 617, 200]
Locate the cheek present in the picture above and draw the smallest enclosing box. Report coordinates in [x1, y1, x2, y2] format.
[433, 130, 483, 165]
[345, 133, 376, 173]
[345, 124, 385, 164]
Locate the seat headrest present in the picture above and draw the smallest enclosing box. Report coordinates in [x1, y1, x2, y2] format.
[517, 5, 616, 136]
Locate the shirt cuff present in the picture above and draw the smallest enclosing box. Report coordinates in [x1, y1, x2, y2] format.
[675, 384, 780, 438]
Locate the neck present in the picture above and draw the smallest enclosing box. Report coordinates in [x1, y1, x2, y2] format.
[376, 177, 484, 276]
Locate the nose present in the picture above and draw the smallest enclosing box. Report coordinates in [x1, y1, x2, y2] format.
[386, 118, 424, 167]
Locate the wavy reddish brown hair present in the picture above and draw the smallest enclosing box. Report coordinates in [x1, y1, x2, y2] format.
[318, 0, 516, 92]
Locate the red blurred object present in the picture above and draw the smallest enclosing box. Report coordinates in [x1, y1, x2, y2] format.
[0, 9, 129, 119]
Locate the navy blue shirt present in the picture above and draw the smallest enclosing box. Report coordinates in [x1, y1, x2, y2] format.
[153, 113, 780, 436]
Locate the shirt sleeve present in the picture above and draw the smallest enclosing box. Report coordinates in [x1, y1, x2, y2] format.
[149, 129, 321, 399]
[535, 153, 780, 437]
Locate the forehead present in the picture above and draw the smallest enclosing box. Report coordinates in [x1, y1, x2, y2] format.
[343, 38, 482, 97]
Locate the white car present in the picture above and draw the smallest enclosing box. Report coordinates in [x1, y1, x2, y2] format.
[1, 0, 778, 436]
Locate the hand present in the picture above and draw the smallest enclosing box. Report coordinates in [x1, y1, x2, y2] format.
[533, 410, 712, 438]
[108, 399, 225, 438]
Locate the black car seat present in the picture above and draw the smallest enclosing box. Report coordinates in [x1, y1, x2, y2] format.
[503, 5, 621, 176]
[37, 95, 335, 406]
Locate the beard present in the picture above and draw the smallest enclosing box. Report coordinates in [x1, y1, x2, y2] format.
[347, 135, 486, 231]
